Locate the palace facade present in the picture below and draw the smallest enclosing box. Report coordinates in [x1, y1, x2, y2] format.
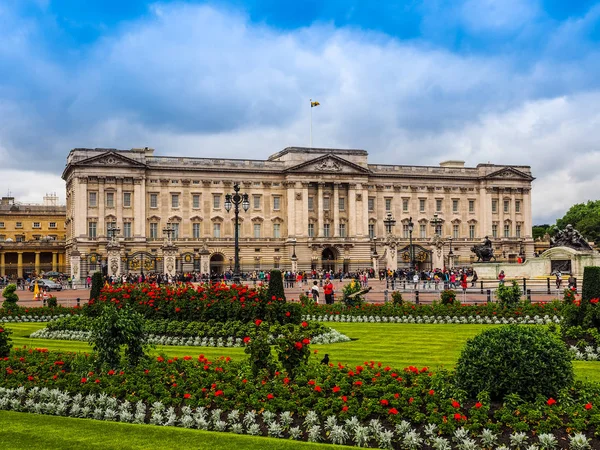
[62, 147, 534, 278]
[0, 195, 67, 278]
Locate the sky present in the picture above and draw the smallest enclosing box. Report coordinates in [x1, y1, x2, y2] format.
[1, 0, 600, 224]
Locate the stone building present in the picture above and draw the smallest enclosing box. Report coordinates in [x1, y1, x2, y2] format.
[62, 147, 534, 279]
[0, 195, 67, 278]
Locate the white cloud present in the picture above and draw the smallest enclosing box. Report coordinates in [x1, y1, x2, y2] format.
[0, 2, 599, 224]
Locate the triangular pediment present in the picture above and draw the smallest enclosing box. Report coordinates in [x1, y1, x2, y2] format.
[483, 167, 534, 181]
[285, 153, 371, 174]
[73, 151, 147, 169]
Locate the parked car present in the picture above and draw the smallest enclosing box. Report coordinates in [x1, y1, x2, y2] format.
[29, 279, 63, 292]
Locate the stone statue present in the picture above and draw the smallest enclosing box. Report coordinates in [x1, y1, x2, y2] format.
[471, 236, 496, 262]
[550, 224, 593, 251]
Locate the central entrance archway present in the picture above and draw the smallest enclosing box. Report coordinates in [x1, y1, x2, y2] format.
[321, 247, 337, 273]
[210, 253, 225, 275]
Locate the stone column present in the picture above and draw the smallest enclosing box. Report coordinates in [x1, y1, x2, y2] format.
[291, 256, 298, 273]
[523, 188, 532, 238]
[162, 244, 178, 277]
[106, 243, 122, 277]
[301, 182, 309, 237]
[70, 250, 81, 283]
[362, 185, 369, 237]
[52, 252, 58, 271]
[0, 252, 4, 276]
[134, 178, 145, 237]
[35, 251, 41, 275]
[333, 183, 340, 237]
[98, 181, 105, 237]
[317, 182, 324, 236]
[348, 184, 357, 237]
[17, 252, 23, 278]
[286, 182, 296, 237]
[479, 186, 489, 237]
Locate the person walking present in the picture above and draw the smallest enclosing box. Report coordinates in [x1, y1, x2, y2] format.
[323, 279, 334, 305]
[311, 281, 320, 304]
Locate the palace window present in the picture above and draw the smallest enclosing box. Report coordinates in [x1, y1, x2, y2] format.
[339, 197, 345, 211]
[492, 224, 498, 238]
[515, 200, 521, 213]
[420, 224, 426, 238]
[323, 196, 330, 210]
[402, 224, 409, 238]
[368, 223, 375, 239]
[453, 224, 459, 239]
[213, 194, 221, 209]
[452, 199, 459, 212]
[106, 192, 114, 208]
[419, 199, 426, 212]
[469, 200, 475, 213]
[516, 224, 521, 238]
[385, 198, 392, 212]
[436, 199, 442, 212]
[88, 192, 97, 207]
[0, 222, 4, 228]
[253, 195, 261, 209]
[368, 197, 375, 212]
[469, 224, 475, 239]
[106, 221, 116, 234]
[171, 194, 179, 208]
[149, 193, 158, 208]
[504, 223, 510, 238]
[308, 196, 314, 211]
[149, 223, 158, 239]
[33, 222, 41, 229]
[254, 223, 261, 238]
[123, 222, 132, 238]
[273, 223, 281, 238]
[492, 200, 498, 213]
[403, 198, 409, 212]
[504, 200, 510, 213]
[273, 196, 281, 210]
[88, 221, 97, 239]
[168, 223, 180, 240]
[213, 223, 221, 238]
[308, 223, 314, 237]
[323, 223, 330, 237]
[339, 223, 346, 237]
[192, 194, 200, 209]
[123, 192, 132, 207]
[193, 223, 201, 239]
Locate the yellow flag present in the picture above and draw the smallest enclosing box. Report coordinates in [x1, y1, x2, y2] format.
[311, 100, 320, 107]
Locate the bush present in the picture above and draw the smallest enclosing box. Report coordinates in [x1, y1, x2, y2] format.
[440, 289, 456, 305]
[456, 325, 574, 401]
[275, 323, 311, 378]
[0, 326, 12, 357]
[563, 288, 576, 304]
[46, 296, 58, 308]
[582, 266, 600, 305]
[2, 284, 19, 308]
[267, 269, 286, 302]
[343, 279, 365, 307]
[495, 280, 521, 308]
[391, 291, 403, 306]
[244, 321, 275, 377]
[89, 272, 104, 301]
[89, 303, 148, 369]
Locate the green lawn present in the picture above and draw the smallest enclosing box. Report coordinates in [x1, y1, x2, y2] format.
[0, 411, 348, 450]
[6, 322, 600, 381]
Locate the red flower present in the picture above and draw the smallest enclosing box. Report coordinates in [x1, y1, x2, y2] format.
[454, 413, 462, 421]
[408, 397, 414, 404]
[394, 393, 399, 399]
[301, 321, 308, 328]
[547, 398, 557, 406]
[341, 406, 348, 412]
[585, 402, 593, 410]
[107, 370, 115, 376]
[302, 338, 310, 345]
[294, 342, 303, 350]
[314, 386, 322, 392]
[285, 311, 291, 317]
[353, 381, 363, 386]
[215, 390, 224, 397]
[27, 376, 34, 381]
[380, 399, 389, 406]
[157, 356, 164, 362]
[452, 400, 461, 408]
[255, 319, 262, 326]
[388, 408, 399, 415]
[184, 394, 191, 399]
[342, 396, 348, 402]
[242, 379, 247, 383]
[308, 380, 316, 386]
[81, 377, 87, 383]
[95, 379, 101, 384]
[175, 307, 181, 312]
[475, 402, 482, 409]
[243, 336, 251, 344]
[183, 356, 192, 361]
[283, 377, 290, 385]
[590, 298, 599, 304]
[332, 386, 340, 393]
[267, 393, 274, 400]
[429, 389, 435, 396]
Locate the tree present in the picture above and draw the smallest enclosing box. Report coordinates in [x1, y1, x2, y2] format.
[2, 284, 19, 309]
[532, 224, 553, 240]
[556, 200, 600, 244]
[89, 272, 104, 301]
[267, 269, 286, 302]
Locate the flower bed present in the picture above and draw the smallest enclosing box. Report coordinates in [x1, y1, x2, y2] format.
[0, 348, 599, 448]
[301, 301, 565, 320]
[0, 306, 81, 320]
[305, 313, 562, 325]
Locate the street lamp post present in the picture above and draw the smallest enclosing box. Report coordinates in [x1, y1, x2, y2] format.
[448, 236, 454, 268]
[408, 217, 414, 273]
[383, 213, 396, 289]
[224, 183, 249, 284]
[163, 226, 175, 245]
[430, 214, 442, 235]
[107, 225, 120, 244]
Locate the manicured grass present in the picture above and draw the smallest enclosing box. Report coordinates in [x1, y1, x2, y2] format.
[5, 322, 600, 382]
[0, 411, 348, 450]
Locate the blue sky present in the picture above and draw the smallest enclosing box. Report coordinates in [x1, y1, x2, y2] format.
[2, 0, 600, 223]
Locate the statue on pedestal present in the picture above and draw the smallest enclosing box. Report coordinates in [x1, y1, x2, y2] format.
[471, 236, 496, 262]
[550, 224, 593, 251]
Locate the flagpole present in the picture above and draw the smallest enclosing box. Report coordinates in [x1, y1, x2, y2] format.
[310, 98, 313, 148]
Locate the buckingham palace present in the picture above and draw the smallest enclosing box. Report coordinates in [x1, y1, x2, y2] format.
[62, 146, 534, 278]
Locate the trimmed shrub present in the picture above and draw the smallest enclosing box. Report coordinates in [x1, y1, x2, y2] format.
[391, 291, 403, 306]
[244, 321, 275, 377]
[0, 326, 12, 357]
[89, 272, 104, 301]
[46, 296, 58, 308]
[495, 280, 521, 308]
[267, 269, 286, 302]
[456, 325, 574, 400]
[440, 289, 456, 305]
[275, 323, 311, 378]
[582, 266, 600, 304]
[2, 284, 19, 309]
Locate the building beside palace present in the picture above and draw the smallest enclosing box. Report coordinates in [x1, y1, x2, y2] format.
[62, 147, 534, 278]
[0, 195, 67, 278]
